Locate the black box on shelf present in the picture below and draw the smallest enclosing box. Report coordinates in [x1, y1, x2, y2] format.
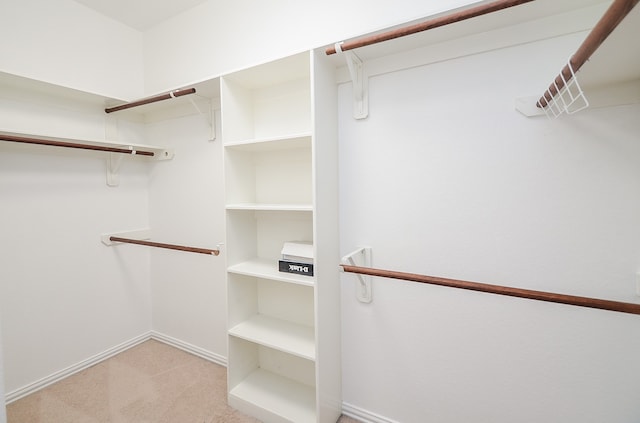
[279, 260, 314, 276]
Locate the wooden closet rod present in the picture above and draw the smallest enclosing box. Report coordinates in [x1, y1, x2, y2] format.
[0, 134, 154, 156]
[109, 236, 220, 256]
[341, 264, 640, 315]
[105, 88, 197, 113]
[537, 0, 640, 108]
[325, 0, 535, 55]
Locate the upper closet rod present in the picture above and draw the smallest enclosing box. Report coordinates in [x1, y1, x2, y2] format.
[537, 0, 640, 108]
[0, 134, 154, 156]
[105, 88, 197, 113]
[341, 264, 640, 315]
[109, 236, 220, 256]
[325, 0, 535, 55]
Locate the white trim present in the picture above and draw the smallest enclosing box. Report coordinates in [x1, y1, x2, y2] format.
[342, 402, 400, 423]
[4, 331, 227, 405]
[150, 331, 227, 367]
[4, 332, 227, 406]
[5, 332, 151, 404]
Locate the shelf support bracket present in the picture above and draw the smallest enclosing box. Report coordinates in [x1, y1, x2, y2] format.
[335, 42, 369, 120]
[106, 152, 124, 187]
[105, 115, 122, 187]
[188, 97, 216, 141]
[106, 146, 140, 187]
[341, 247, 373, 303]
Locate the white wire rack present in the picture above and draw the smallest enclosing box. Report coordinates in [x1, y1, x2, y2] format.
[540, 58, 590, 118]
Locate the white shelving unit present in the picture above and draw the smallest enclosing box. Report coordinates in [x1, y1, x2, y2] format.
[222, 50, 341, 423]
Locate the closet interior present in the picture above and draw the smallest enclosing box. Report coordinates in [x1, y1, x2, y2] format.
[1, 0, 639, 422]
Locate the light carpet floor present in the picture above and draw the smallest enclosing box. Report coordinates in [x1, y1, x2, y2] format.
[7, 339, 359, 423]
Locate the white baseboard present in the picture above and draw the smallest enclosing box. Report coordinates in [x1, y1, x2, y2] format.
[4, 331, 227, 405]
[342, 402, 399, 423]
[150, 330, 227, 367]
[5, 332, 151, 404]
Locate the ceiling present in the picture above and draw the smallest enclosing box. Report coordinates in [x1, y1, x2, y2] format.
[72, 0, 210, 31]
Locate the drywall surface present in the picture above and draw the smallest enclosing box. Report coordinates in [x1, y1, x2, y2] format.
[143, 0, 479, 94]
[338, 29, 640, 423]
[0, 0, 144, 100]
[0, 82, 152, 395]
[146, 110, 227, 361]
[0, 318, 6, 423]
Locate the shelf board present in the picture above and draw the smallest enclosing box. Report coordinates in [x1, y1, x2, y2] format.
[223, 52, 310, 89]
[224, 133, 312, 152]
[229, 368, 316, 423]
[229, 315, 315, 360]
[226, 203, 313, 212]
[228, 258, 315, 286]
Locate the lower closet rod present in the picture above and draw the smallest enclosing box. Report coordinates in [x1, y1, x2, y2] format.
[109, 236, 220, 256]
[0, 134, 155, 156]
[341, 264, 640, 315]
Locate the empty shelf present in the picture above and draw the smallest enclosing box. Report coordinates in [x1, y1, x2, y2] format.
[229, 368, 316, 423]
[229, 315, 315, 360]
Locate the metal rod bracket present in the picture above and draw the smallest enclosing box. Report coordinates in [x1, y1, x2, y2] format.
[341, 247, 373, 302]
[101, 229, 151, 246]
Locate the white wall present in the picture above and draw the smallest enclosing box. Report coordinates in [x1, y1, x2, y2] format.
[142, 0, 480, 94]
[0, 317, 6, 423]
[0, 78, 152, 396]
[0, 0, 144, 100]
[146, 108, 227, 361]
[0, 0, 481, 98]
[338, 24, 640, 423]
